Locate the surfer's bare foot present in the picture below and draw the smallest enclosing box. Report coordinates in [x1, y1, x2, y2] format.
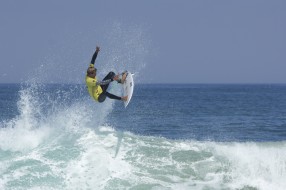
[121, 72, 127, 83]
[121, 96, 128, 102]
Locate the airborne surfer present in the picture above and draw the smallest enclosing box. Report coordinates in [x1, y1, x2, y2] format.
[85, 46, 128, 103]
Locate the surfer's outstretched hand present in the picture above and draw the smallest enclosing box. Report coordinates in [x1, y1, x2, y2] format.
[95, 46, 100, 53]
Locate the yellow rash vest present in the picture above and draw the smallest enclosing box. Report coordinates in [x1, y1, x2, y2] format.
[85, 64, 103, 101]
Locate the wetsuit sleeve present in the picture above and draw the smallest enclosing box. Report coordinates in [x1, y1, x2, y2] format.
[96, 79, 112, 85]
[91, 51, 98, 65]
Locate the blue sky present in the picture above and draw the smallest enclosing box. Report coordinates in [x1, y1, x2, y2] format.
[0, 0, 285, 83]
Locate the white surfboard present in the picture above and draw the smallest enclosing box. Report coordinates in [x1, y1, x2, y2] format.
[122, 71, 134, 107]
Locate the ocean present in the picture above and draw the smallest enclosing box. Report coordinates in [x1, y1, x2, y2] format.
[0, 83, 286, 190]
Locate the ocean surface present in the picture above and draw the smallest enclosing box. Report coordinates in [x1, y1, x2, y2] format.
[0, 83, 286, 190]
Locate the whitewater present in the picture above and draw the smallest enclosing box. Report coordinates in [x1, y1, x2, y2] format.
[0, 83, 286, 190]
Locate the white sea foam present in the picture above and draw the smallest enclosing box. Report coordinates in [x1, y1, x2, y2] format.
[213, 142, 286, 190]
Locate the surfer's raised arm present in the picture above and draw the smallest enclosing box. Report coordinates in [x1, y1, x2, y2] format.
[90, 46, 100, 65]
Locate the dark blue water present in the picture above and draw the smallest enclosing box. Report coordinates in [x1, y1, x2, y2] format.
[1, 83, 286, 142]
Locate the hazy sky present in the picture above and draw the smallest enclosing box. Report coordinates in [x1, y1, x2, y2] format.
[0, 0, 285, 84]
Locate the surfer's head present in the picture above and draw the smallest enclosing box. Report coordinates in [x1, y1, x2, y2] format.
[87, 67, 97, 78]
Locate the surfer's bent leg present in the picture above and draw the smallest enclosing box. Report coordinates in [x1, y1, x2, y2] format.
[100, 72, 116, 92]
[105, 92, 121, 100]
[103, 72, 115, 81]
[98, 93, 107, 103]
[99, 71, 121, 101]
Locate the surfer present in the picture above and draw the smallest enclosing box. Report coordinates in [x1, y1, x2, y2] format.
[86, 46, 128, 103]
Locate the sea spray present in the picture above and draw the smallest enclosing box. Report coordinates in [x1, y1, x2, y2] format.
[0, 83, 51, 152]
